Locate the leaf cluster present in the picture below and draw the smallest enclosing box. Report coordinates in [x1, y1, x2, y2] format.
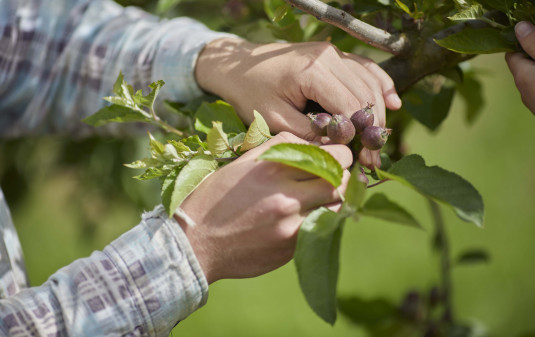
[259, 147, 484, 325]
[84, 75, 271, 216]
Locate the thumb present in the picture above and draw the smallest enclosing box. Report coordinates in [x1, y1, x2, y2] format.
[515, 21, 535, 58]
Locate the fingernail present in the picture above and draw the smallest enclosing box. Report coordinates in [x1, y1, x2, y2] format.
[389, 93, 402, 107]
[516, 21, 534, 38]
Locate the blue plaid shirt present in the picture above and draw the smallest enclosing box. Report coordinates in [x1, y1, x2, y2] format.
[0, 0, 236, 335]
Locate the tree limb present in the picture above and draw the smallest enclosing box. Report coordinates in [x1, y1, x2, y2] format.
[284, 0, 410, 55]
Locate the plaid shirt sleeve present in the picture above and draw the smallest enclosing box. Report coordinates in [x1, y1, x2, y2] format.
[0, 0, 236, 137]
[0, 205, 209, 337]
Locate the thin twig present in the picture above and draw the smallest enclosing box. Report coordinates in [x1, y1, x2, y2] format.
[367, 179, 389, 188]
[285, 0, 410, 55]
[428, 199, 454, 324]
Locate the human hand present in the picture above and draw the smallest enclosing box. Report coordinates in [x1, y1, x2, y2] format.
[195, 38, 401, 169]
[505, 21, 535, 115]
[174, 132, 352, 284]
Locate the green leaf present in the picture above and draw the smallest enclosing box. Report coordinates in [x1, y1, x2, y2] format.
[229, 132, 246, 152]
[395, 0, 412, 15]
[402, 85, 455, 131]
[477, 0, 513, 12]
[338, 297, 397, 328]
[157, 0, 182, 13]
[295, 207, 345, 325]
[360, 193, 421, 228]
[456, 249, 490, 265]
[376, 154, 484, 227]
[148, 132, 165, 158]
[182, 135, 207, 151]
[82, 105, 150, 126]
[207, 121, 231, 156]
[133, 167, 168, 180]
[457, 75, 484, 124]
[161, 154, 218, 216]
[448, 4, 485, 21]
[194, 100, 246, 135]
[272, 4, 290, 22]
[168, 140, 192, 156]
[343, 166, 367, 215]
[259, 143, 344, 187]
[241, 110, 271, 151]
[124, 158, 162, 169]
[136, 80, 165, 111]
[112, 71, 129, 98]
[434, 27, 516, 54]
[267, 21, 304, 42]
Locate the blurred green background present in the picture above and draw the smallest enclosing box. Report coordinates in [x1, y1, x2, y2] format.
[1, 1, 535, 336]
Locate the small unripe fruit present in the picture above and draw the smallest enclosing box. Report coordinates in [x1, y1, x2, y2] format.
[308, 112, 332, 136]
[327, 114, 356, 145]
[361, 126, 392, 150]
[350, 103, 375, 134]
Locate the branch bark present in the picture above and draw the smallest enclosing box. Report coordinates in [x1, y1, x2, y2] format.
[284, 0, 410, 55]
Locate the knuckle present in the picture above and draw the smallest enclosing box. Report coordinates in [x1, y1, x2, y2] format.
[276, 131, 304, 143]
[266, 194, 301, 218]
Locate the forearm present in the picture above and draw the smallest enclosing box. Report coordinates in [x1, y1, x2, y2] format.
[0, 0, 235, 137]
[0, 206, 208, 336]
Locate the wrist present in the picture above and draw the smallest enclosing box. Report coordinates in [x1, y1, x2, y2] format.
[194, 37, 251, 98]
[173, 211, 218, 284]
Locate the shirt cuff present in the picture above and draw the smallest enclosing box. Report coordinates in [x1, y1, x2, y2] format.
[104, 205, 208, 335]
[152, 18, 239, 103]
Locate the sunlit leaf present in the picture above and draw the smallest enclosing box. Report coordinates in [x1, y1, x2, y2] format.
[395, 0, 412, 15]
[241, 110, 271, 151]
[148, 132, 165, 158]
[194, 100, 246, 135]
[448, 4, 485, 21]
[182, 135, 207, 151]
[161, 154, 218, 216]
[229, 132, 246, 152]
[207, 121, 231, 156]
[133, 167, 168, 180]
[295, 207, 345, 325]
[82, 105, 150, 126]
[376, 154, 484, 227]
[272, 4, 290, 22]
[259, 143, 344, 187]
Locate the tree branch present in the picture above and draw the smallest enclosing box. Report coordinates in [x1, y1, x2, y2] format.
[284, 0, 410, 55]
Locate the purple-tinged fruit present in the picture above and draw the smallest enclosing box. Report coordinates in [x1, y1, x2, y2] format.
[350, 102, 375, 134]
[361, 126, 391, 150]
[308, 112, 332, 136]
[327, 114, 356, 145]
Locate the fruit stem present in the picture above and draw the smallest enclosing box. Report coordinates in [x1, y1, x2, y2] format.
[367, 179, 389, 188]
